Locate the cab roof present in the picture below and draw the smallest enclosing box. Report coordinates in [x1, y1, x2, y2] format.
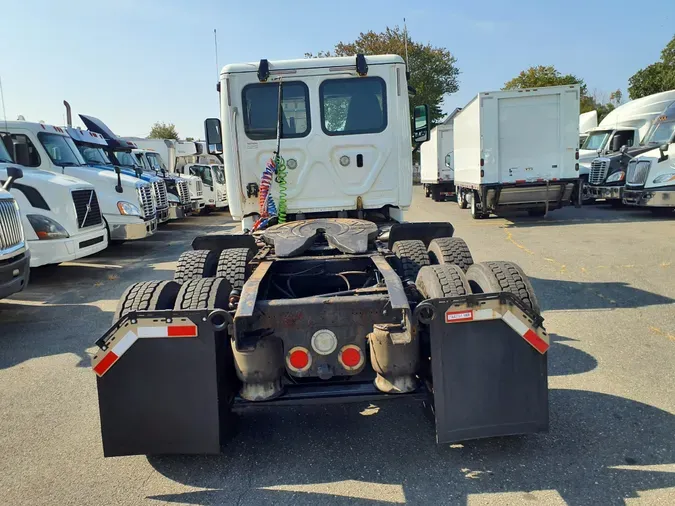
[1, 120, 69, 136]
[221, 54, 405, 75]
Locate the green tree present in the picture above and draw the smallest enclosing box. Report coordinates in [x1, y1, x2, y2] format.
[185, 137, 194, 141]
[148, 122, 179, 140]
[307, 26, 459, 125]
[503, 66, 619, 122]
[628, 35, 675, 99]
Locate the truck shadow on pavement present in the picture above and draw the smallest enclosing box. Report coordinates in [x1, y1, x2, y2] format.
[529, 277, 674, 311]
[146, 389, 675, 506]
[548, 334, 597, 376]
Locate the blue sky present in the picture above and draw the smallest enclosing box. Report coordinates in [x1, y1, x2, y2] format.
[2, 0, 673, 138]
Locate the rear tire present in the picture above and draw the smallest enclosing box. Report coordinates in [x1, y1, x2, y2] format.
[114, 280, 181, 323]
[431, 186, 440, 202]
[415, 264, 471, 299]
[174, 277, 232, 310]
[470, 191, 486, 219]
[457, 190, 467, 209]
[427, 237, 474, 272]
[174, 250, 219, 284]
[392, 240, 430, 281]
[216, 248, 255, 290]
[466, 261, 540, 313]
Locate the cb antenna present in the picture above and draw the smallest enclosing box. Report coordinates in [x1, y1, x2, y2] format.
[404, 18, 410, 73]
[213, 29, 219, 78]
[0, 76, 7, 133]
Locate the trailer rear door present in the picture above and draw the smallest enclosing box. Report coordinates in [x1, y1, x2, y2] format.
[498, 94, 561, 183]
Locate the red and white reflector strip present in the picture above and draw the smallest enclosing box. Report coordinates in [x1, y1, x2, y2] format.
[93, 323, 198, 377]
[444, 307, 549, 354]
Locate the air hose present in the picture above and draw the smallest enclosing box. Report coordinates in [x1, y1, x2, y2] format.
[275, 154, 287, 223]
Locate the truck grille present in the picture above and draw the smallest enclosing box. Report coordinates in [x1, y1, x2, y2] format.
[589, 159, 609, 185]
[177, 180, 190, 204]
[626, 161, 649, 186]
[71, 189, 103, 229]
[0, 198, 23, 251]
[137, 184, 156, 219]
[152, 180, 168, 210]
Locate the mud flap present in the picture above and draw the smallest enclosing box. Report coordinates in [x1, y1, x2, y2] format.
[416, 293, 549, 444]
[92, 310, 231, 456]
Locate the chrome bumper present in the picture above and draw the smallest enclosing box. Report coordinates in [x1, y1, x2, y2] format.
[109, 219, 157, 241]
[624, 189, 675, 207]
[588, 185, 623, 199]
[0, 249, 30, 299]
[191, 200, 205, 211]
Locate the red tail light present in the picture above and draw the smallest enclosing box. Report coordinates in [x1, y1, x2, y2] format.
[480, 169, 484, 178]
[480, 158, 484, 167]
[287, 347, 311, 372]
[575, 150, 579, 160]
[339, 345, 364, 371]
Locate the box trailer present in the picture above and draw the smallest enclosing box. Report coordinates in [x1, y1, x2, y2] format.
[421, 119, 456, 201]
[454, 86, 581, 218]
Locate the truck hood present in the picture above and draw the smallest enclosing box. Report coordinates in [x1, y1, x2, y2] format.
[0, 166, 93, 189]
[79, 114, 118, 140]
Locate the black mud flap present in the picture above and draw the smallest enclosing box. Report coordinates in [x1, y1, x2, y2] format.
[415, 293, 549, 444]
[92, 310, 231, 456]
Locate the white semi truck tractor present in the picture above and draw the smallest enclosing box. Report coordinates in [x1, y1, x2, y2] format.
[0, 160, 30, 298]
[91, 54, 551, 457]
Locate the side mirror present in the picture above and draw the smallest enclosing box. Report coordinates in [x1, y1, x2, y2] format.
[611, 136, 622, 152]
[620, 145, 628, 155]
[114, 165, 123, 193]
[413, 105, 430, 144]
[204, 118, 223, 155]
[658, 142, 670, 163]
[2, 166, 23, 190]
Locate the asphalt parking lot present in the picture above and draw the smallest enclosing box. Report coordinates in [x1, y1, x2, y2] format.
[1, 186, 674, 506]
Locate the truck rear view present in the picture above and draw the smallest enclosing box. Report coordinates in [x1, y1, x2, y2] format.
[454, 86, 581, 218]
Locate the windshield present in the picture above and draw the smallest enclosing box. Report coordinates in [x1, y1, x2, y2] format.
[212, 165, 225, 184]
[37, 132, 85, 166]
[114, 150, 140, 168]
[77, 144, 112, 165]
[0, 137, 12, 163]
[146, 152, 167, 172]
[135, 153, 150, 170]
[642, 120, 675, 145]
[581, 130, 611, 151]
[189, 165, 213, 186]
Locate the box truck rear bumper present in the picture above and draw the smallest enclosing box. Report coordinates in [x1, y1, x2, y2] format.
[459, 180, 577, 211]
[624, 186, 675, 207]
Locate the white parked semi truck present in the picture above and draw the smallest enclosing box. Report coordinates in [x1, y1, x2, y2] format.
[454, 85, 581, 218]
[184, 163, 228, 211]
[623, 102, 675, 216]
[0, 129, 109, 267]
[91, 54, 551, 457]
[123, 138, 205, 212]
[584, 92, 675, 204]
[579, 110, 597, 148]
[2, 121, 156, 243]
[421, 109, 460, 202]
[0, 162, 30, 298]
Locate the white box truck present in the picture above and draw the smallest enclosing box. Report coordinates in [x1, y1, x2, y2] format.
[454, 85, 581, 218]
[421, 112, 458, 201]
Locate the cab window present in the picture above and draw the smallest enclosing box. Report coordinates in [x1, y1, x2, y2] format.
[320, 77, 387, 135]
[242, 82, 310, 140]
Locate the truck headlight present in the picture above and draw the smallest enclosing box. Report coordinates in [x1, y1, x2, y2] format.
[117, 201, 142, 216]
[606, 171, 625, 183]
[653, 173, 675, 184]
[27, 214, 70, 240]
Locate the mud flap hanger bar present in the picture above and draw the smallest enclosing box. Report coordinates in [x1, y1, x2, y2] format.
[414, 292, 549, 354]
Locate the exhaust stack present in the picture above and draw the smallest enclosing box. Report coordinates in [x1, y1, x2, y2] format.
[63, 100, 72, 127]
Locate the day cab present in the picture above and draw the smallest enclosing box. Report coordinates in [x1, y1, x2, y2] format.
[181, 163, 228, 211]
[206, 54, 417, 229]
[2, 121, 156, 243]
[133, 148, 192, 219]
[0, 128, 108, 267]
